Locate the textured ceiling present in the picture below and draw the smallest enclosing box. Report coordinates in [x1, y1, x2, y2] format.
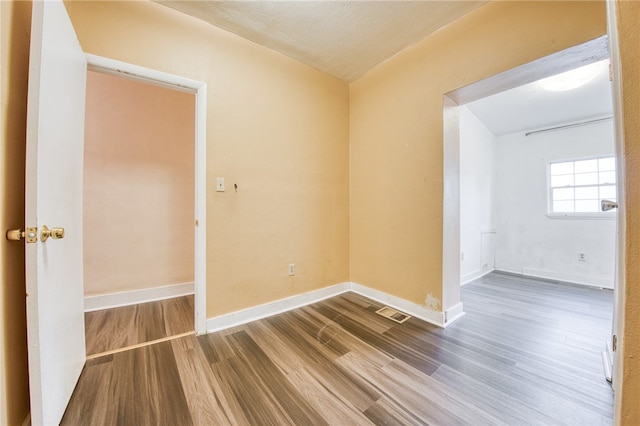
[155, 1, 608, 134]
[156, 1, 487, 82]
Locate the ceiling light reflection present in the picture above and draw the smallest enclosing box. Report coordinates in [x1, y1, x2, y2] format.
[538, 60, 607, 92]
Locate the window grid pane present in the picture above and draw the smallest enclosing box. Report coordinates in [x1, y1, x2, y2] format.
[575, 186, 598, 200]
[575, 172, 598, 186]
[549, 156, 616, 214]
[600, 185, 616, 199]
[551, 174, 574, 188]
[599, 171, 616, 184]
[599, 157, 616, 171]
[553, 188, 574, 200]
[551, 162, 574, 175]
[574, 159, 598, 173]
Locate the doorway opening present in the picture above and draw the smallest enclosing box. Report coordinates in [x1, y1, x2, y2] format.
[442, 35, 619, 379]
[81, 55, 207, 355]
[459, 57, 615, 288]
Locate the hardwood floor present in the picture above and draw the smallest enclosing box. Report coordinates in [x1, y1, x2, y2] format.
[65, 273, 613, 425]
[84, 295, 194, 356]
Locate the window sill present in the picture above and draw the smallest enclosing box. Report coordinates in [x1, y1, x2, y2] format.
[546, 212, 617, 220]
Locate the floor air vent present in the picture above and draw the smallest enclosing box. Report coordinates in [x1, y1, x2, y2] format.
[375, 306, 411, 324]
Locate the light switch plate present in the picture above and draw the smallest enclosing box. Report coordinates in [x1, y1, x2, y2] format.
[216, 177, 225, 192]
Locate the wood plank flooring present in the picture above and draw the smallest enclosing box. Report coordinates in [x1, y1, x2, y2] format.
[84, 295, 194, 356]
[65, 273, 613, 425]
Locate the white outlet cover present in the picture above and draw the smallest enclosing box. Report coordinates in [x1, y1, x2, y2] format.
[216, 177, 225, 192]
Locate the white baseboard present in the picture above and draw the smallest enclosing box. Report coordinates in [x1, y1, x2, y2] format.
[84, 282, 194, 312]
[206, 282, 350, 333]
[350, 282, 447, 327]
[517, 267, 614, 289]
[445, 302, 465, 326]
[205, 281, 466, 333]
[461, 268, 494, 286]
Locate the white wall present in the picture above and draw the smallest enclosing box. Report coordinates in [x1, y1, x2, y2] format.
[460, 106, 497, 284]
[494, 119, 616, 288]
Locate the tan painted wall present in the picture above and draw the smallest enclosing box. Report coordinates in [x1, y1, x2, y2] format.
[83, 70, 195, 296]
[617, 1, 640, 423]
[65, 0, 351, 317]
[0, 1, 31, 424]
[349, 1, 607, 310]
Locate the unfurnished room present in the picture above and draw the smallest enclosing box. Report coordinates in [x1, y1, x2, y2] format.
[1, 1, 639, 425]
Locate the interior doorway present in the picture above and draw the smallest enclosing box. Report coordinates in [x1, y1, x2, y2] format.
[81, 55, 208, 352]
[443, 35, 613, 312]
[442, 35, 620, 381]
[459, 58, 615, 288]
[82, 69, 196, 356]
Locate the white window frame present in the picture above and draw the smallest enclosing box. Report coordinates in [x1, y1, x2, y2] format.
[546, 155, 617, 220]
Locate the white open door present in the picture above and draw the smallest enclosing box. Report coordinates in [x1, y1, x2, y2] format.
[602, 0, 625, 388]
[25, 0, 87, 424]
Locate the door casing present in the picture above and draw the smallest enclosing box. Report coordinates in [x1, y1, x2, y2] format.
[442, 33, 624, 414]
[605, 0, 626, 420]
[85, 54, 208, 335]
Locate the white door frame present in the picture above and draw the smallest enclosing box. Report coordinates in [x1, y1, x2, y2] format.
[85, 54, 207, 335]
[605, 0, 626, 418]
[442, 36, 611, 316]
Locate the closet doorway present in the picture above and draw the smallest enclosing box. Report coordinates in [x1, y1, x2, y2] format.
[82, 64, 202, 357]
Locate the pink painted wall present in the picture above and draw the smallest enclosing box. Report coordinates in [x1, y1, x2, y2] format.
[83, 70, 195, 296]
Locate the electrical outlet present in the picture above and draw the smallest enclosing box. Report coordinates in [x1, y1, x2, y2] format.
[578, 252, 586, 262]
[288, 263, 295, 276]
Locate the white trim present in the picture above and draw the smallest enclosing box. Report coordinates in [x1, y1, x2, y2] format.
[206, 282, 464, 332]
[350, 282, 447, 327]
[461, 268, 494, 286]
[522, 267, 614, 289]
[546, 212, 616, 220]
[606, 1, 627, 417]
[85, 54, 197, 94]
[84, 54, 207, 335]
[498, 267, 613, 289]
[84, 282, 194, 312]
[442, 95, 462, 315]
[206, 283, 350, 333]
[445, 302, 465, 326]
[193, 72, 207, 336]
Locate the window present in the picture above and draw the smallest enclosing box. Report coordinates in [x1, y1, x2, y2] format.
[549, 156, 616, 215]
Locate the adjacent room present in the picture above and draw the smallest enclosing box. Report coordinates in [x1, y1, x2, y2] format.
[460, 59, 616, 289]
[82, 70, 196, 356]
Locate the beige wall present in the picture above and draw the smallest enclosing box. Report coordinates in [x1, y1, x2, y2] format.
[65, 0, 351, 317]
[617, 1, 640, 423]
[349, 1, 607, 310]
[0, 1, 31, 424]
[84, 70, 195, 296]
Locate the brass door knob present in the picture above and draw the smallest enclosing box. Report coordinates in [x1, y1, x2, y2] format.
[40, 225, 64, 242]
